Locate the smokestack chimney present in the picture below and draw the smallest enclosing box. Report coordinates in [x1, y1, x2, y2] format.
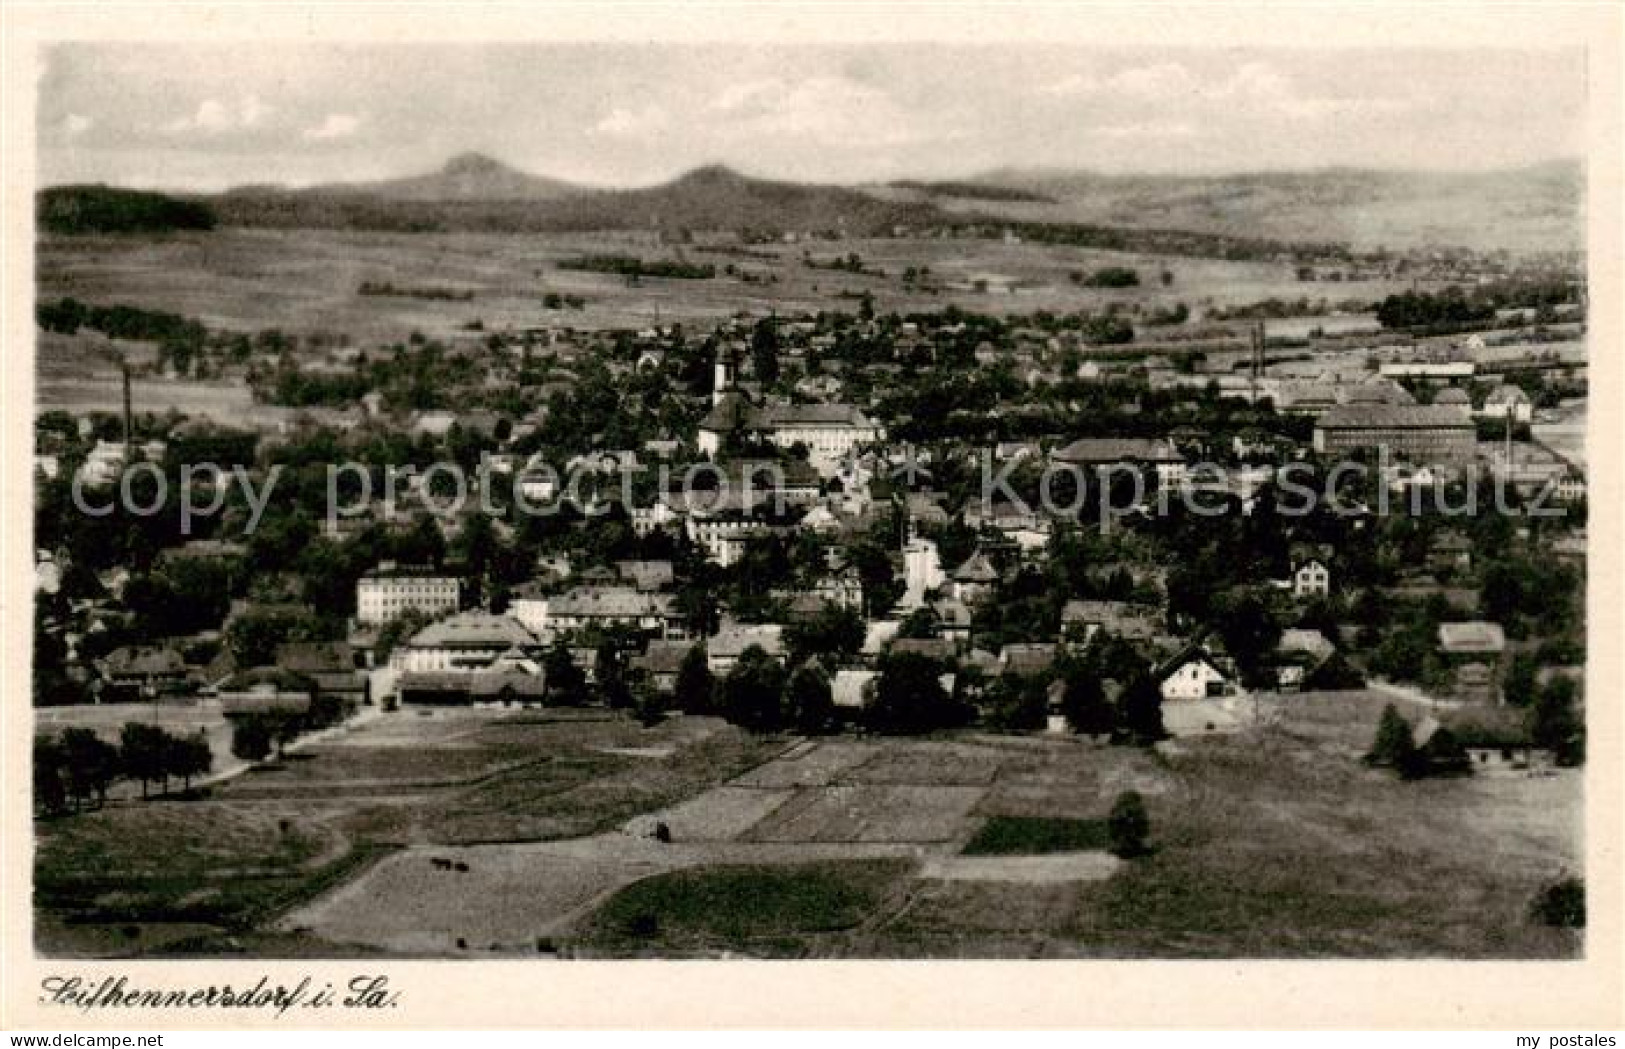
[121, 362, 133, 459]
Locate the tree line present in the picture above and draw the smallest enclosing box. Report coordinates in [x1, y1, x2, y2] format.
[34, 723, 213, 816]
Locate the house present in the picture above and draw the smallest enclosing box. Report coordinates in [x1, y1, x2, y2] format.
[1291, 558, 1331, 600]
[999, 643, 1058, 679]
[355, 562, 461, 626]
[396, 675, 484, 707]
[393, 611, 538, 673]
[832, 668, 879, 713]
[1479, 384, 1533, 423]
[1156, 648, 1233, 700]
[217, 667, 315, 720]
[707, 624, 787, 674]
[1433, 386, 1472, 417]
[697, 387, 882, 470]
[157, 539, 248, 569]
[535, 586, 682, 640]
[466, 670, 549, 706]
[1437, 621, 1506, 658]
[933, 599, 973, 646]
[899, 536, 945, 608]
[99, 645, 192, 701]
[1312, 405, 1477, 468]
[964, 499, 1051, 549]
[1060, 600, 1161, 647]
[813, 562, 865, 611]
[412, 410, 458, 438]
[615, 560, 676, 592]
[1437, 621, 1507, 702]
[1052, 437, 1187, 487]
[1427, 532, 1474, 572]
[890, 637, 957, 662]
[631, 640, 696, 693]
[276, 642, 368, 712]
[75, 440, 129, 488]
[950, 549, 1000, 606]
[1272, 629, 1336, 691]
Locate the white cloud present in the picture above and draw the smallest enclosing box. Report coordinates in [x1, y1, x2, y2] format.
[160, 95, 274, 135]
[302, 113, 362, 141]
[706, 75, 932, 147]
[1095, 120, 1198, 140]
[239, 95, 271, 128]
[1041, 62, 1194, 100]
[590, 104, 667, 139]
[62, 113, 93, 137]
[1108, 62, 1196, 99]
[1040, 72, 1100, 98]
[1214, 61, 1413, 119]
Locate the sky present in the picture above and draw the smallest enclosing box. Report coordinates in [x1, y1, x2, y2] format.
[37, 43, 1587, 191]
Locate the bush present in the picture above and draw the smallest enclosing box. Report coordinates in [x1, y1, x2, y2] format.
[230, 718, 273, 762]
[1530, 877, 1584, 928]
[1366, 704, 1416, 770]
[1107, 791, 1151, 858]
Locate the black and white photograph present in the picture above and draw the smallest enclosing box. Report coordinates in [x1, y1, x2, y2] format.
[5, 0, 1622, 1033]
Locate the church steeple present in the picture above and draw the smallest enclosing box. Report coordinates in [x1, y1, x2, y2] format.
[712, 343, 738, 406]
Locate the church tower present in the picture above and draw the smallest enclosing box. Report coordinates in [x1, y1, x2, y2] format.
[712, 344, 736, 406]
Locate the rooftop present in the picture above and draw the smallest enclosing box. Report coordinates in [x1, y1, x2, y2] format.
[1315, 405, 1477, 430]
[1052, 437, 1185, 464]
[408, 611, 537, 650]
[1437, 621, 1507, 654]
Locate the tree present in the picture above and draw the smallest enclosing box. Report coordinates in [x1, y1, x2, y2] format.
[1060, 669, 1114, 737]
[595, 639, 633, 709]
[672, 644, 715, 715]
[1529, 676, 1583, 765]
[1367, 703, 1419, 774]
[1214, 592, 1282, 690]
[784, 606, 865, 665]
[231, 716, 273, 762]
[633, 684, 668, 728]
[119, 722, 170, 799]
[544, 639, 587, 707]
[1419, 725, 1470, 775]
[750, 317, 781, 384]
[60, 727, 119, 810]
[268, 713, 303, 758]
[868, 652, 964, 735]
[984, 675, 1048, 732]
[1107, 790, 1151, 858]
[34, 735, 69, 816]
[720, 646, 788, 733]
[784, 664, 836, 735]
[1530, 877, 1585, 928]
[1116, 675, 1165, 745]
[169, 730, 214, 792]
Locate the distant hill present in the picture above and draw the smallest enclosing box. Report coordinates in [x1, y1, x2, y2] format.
[39, 186, 216, 234]
[878, 179, 1056, 204]
[951, 162, 1584, 255]
[317, 152, 582, 202]
[37, 155, 1581, 256]
[195, 162, 941, 237]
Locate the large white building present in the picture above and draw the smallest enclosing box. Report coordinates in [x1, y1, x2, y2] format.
[697, 390, 881, 471]
[392, 611, 538, 673]
[515, 585, 684, 641]
[356, 562, 461, 626]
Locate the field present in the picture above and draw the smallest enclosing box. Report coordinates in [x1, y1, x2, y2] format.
[35, 229, 1431, 351]
[33, 708, 784, 956]
[216, 691, 1587, 959]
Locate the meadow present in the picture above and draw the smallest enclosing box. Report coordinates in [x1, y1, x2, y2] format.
[36, 229, 1430, 349]
[91, 691, 1574, 960]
